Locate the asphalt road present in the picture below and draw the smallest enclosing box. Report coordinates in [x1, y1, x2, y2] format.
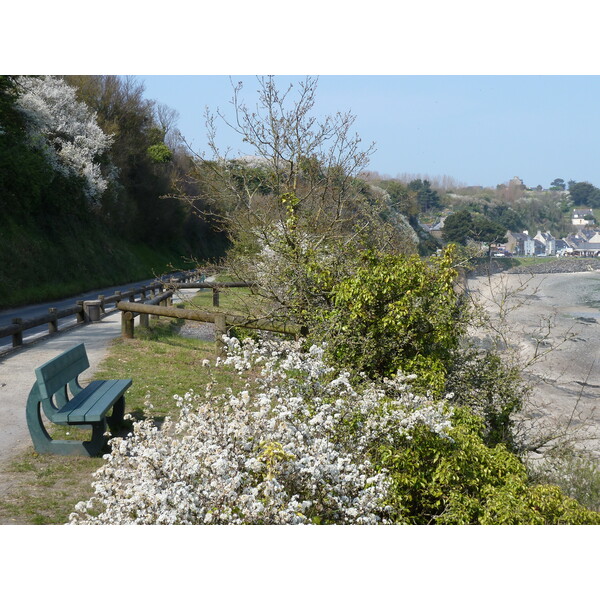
[0, 277, 161, 353]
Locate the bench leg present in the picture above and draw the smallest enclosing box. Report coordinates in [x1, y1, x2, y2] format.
[106, 395, 125, 432]
[26, 384, 109, 457]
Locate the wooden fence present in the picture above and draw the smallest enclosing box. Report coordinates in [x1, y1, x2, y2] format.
[0, 271, 201, 351]
[117, 282, 303, 356]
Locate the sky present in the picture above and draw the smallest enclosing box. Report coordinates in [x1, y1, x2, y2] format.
[138, 74, 600, 190]
[7, 2, 600, 192]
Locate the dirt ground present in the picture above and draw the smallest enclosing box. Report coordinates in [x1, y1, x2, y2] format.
[467, 270, 600, 459]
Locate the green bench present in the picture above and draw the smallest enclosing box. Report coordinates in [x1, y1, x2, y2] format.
[26, 343, 132, 456]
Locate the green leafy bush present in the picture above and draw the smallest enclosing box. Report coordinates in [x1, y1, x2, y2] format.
[444, 346, 527, 450]
[321, 246, 467, 393]
[374, 407, 600, 524]
[146, 143, 173, 163]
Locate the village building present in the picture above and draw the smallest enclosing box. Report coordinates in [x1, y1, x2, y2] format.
[572, 208, 595, 228]
[504, 231, 529, 255]
[523, 238, 546, 256]
[533, 231, 556, 255]
[564, 230, 600, 256]
[424, 217, 445, 240]
[505, 231, 546, 256]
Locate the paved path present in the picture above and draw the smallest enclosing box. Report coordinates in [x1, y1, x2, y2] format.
[0, 288, 201, 468]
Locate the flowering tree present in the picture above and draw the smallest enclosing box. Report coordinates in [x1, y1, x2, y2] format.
[70, 336, 454, 525]
[189, 76, 417, 326]
[14, 76, 114, 203]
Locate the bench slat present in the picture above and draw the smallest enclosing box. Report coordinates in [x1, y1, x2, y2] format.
[51, 380, 105, 424]
[53, 379, 131, 424]
[69, 379, 131, 423]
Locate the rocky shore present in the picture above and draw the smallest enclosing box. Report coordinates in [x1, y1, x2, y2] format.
[505, 257, 600, 275]
[467, 256, 600, 278]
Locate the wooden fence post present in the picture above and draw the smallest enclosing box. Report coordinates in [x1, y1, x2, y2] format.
[98, 295, 106, 314]
[76, 301, 85, 323]
[150, 292, 158, 320]
[139, 312, 149, 328]
[48, 308, 58, 334]
[11, 318, 23, 347]
[212, 287, 220, 307]
[215, 313, 227, 357]
[121, 311, 134, 339]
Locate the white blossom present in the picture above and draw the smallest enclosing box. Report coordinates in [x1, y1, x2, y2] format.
[14, 76, 114, 204]
[70, 336, 454, 525]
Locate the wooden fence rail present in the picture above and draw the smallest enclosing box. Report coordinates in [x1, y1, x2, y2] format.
[116, 299, 303, 356]
[0, 270, 202, 351]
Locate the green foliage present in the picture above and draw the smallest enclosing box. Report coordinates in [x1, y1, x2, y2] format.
[445, 347, 527, 450]
[146, 143, 173, 163]
[0, 75, 227, 308]
[322, 246, 466, 392]
[442, 209, 473, 245]
[408, 178, 442, 213]
[483, 204, 525, 232]
[442, 210, 507, 247]
[374, 407, 600, 524]
[470, 214, 508, 246]
[0, 76, 24, 137]
[380, 180, 419, 218]
[568, 180, 600, 208]
[529, 448, 600, 512]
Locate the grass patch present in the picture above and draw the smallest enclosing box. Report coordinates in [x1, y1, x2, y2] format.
[176, 285, 273, 321]
[0, 454, 105, 524]
[93, 319, 241, 420]
[509, 256, 557, 267]
[0, 214, 193, 309]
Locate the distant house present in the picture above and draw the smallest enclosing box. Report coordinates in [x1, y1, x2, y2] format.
[505, 231, 530, 255]
[523, 238, 546, 256]
[564, 231, 600, 256]
[533, 230, 556, 255]
[506, 231, 546, 255]
[427, 217, 446, 240]
[572, 208, 595, 228]
[576, 228, 600, 241]
[554, 239, 569, 255]
[569, 242, 600, 257]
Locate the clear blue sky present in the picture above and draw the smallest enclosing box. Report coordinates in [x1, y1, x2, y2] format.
[7, 4, 600, 190]
[138, 75, 600, 190]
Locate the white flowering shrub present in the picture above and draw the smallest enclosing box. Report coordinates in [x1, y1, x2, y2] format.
[15, 76, 113, 203]
[70, 336, 454, 525]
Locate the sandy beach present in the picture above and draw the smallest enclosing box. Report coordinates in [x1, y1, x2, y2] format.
[467, 270, 600, 458]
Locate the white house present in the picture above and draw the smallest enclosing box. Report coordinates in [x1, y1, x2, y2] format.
[572, 208, 595, 227]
